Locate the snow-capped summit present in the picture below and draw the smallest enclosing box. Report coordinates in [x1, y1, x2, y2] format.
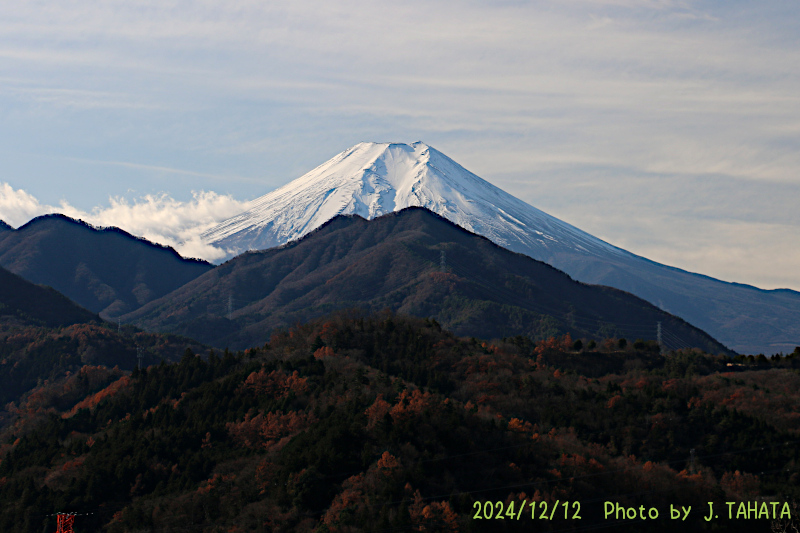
[202, 141, 622, 261]
[201, 141, 800, 356]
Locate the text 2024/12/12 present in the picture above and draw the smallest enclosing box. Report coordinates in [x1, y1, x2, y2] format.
[471, 499, 793, 523]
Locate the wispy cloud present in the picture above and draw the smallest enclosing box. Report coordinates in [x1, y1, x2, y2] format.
[67, 157, 263, 184]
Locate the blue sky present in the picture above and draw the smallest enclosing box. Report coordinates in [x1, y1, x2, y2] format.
[1, 1, 799, 289]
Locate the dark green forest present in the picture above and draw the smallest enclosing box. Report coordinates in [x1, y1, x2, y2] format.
[1, 310, 799, 532]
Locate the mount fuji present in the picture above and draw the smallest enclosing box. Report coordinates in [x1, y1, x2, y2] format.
[201, 142, 618, 260]
[201, 142, 800, 355]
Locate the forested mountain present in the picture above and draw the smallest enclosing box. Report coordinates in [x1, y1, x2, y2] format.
[1, 310, 797, 532]
[200, 141, 800, 355]
[125, 207, 732, 355]
[0, 320, 207, 410]
[0, 214, 213, 318]
[0, 265, 97, 328]
[0, 263, 205, 411]
[0, 258, 204, 412]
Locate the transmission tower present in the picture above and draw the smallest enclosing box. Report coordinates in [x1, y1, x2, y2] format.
[657, 321, 664, 355]
[55, 513, 76, 533]
[136, 345, 143, 370]
[440, 250, 446, 273]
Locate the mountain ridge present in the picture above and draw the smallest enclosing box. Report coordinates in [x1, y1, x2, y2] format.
[0, 264, 98, 328]
[17, 214, 210, 265]
[0, 214, 214, 318]
[127, 207, 732, 355]
[200, 141, 800, 354]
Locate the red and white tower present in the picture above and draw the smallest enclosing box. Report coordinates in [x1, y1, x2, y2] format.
[55, 513, 75, 533]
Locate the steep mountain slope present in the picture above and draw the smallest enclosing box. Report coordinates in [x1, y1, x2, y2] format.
[0, 214, 213, 318]
[201, 142, 800, 354]
[0, 265, 98, 328]
[0, 220, 11, 233]
[128, 208, 730, 354]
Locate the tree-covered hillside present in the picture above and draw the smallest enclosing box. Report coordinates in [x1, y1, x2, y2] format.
[0, 310, 797, 532]
[0, 321, 207, 410]
[124, 208, 732, 356]
[0, 265, 97, 329]
[0, 214, 212, 318]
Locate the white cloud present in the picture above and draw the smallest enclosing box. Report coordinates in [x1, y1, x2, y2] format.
[0, 182, 55, 227]
[0, 183, 249, 261]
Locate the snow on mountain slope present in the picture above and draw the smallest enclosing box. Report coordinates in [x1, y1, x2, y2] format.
[202, 141, 625, 261]
[200, 141, 800, 355]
